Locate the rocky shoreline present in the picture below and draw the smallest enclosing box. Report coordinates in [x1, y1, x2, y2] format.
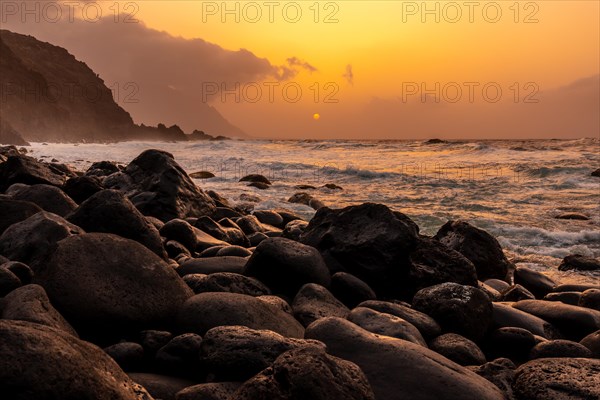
[0, 145, 599, 400]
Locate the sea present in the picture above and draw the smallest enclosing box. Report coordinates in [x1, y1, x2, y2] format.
[27, 138, 600, 285]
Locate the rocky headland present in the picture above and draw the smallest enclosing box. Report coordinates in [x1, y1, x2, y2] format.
[0, 145, 599, 400]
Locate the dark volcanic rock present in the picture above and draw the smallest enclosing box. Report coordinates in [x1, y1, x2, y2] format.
[160, 218, 227, 252]
[233, 347, 375, 400]
[513, 266, 556, 298]
[592, 168, 600, 177]
[0, 211, 84, 269]
[513, 358, 600, 400]
[86, 161, 121, 177]
[63, 175, 105, 203]
[1, 284, 77, 336]
[467, 358, 516, 400]
[176, 382, 241, 400]
[155, 333, 203, 376]
[300, 203, 419, 296]
[239, 174, 271, 185]
[8, 183, 77, 216]
[292, 283, 350, 327]
[244, 237, 330, 297]
[501, 284, 536, 302]
[408, 236, 478, 293]
[435, 220, 511, 281]
[0, 320, 151, 400]
[177, 256, 248, 276]
[35, 233, 192, 337]
[183, 272, 270, 296]
[216, 245, 252, 257]
[529, 339, 592, 359]
[176, 292, 304, 338]
[305, 317, 504, 400]
[0, 267, 21, 296]
[491, 302, 561, 339]
[1, 261, 33, 284]
[331, 272, 376, 308]
[0, 155, 69, 191]
[281, 219, 308, 241]
[559, 254, 600, 271]
[513, 299, 600, 340]
[114, 149, 216, 222]
[412, 282, 493, 341]
[347, 307, 426, 346]
[556, 212, 590, 220]
[67, 189, 166, 258]
[200, 325, 324, 381]
[359, 300, 441, 339]
[104, 342, 145, 371]
[486, 327, 537, 361]
[544, 291, 582, 305]
[139, 330, 173, 356]
[194, 216, 250, 247]
[0, 198, 42, 234]
[429, 333, 486, 366]
[247, 182, 269, 190]
[128, 373, 195, 400]
[580, 330, 600, 358]
[253, 210, 284, 227]
[580, 289, 600, 311]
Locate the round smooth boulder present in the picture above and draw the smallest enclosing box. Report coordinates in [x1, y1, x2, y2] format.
[580, 289, 600, 311]
[330, 272, 376, 308]
[529, 339, 592, 359]
[359, 300, 441, 339]
[580, 330, 600, 358]
[513, 266, 556, 298]
[429, 333, 486, 366]
[176, 292, 304, 338]
[412, 282, 493, 341]
[182, 273, 270, 296]
[0, 320, 151, 400]
[347, 307, 426, 346]
[292, 283, 350, 327]
[558, 254, 600, 271]
[35, 233, 193, 337]
[8, 184, 77, 217]
[244, 237, 330, 297]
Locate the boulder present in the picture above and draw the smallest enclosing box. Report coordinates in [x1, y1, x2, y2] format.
[412, 282, 493, 341]
[253, 210, 284, 228]
[139, 330, 173, 356]
[292, 283, 350, 327]
[176, 292, 304, 338]
[556, 212, 590, 220]
[0, 211, 84, 269]
[176, 383, 241, 400]
[513, 266, 556, 298]
[529, 339, 592, 359]
[104, 342, 145, 371]
[435, 220, 511, 281]
[559, 254, 600, 271]
[501, 284, 535, 302]
[244, 237, 330, 297]
[177, 256, 248, 276]
[67, 190, 166, 258]
[86, 161, 121, 177]
[358, 300, 441, 339]
[236, 215, 280, 235]
[200, 325, 324, 380]
[347, 307, 426, 346]
[513, 300, 600, 340]
[282, 219, 308, 241]
[8, 184, 77, 216]
[484, 279, 510, 293]
[305, 317, 505, 400]
[429, 333, 486, 366]
[486, 327, 537, 362]
[330, 272, 376, 308]
[216, 245, 252, 257]
[62, 175, 105, 204]
[0, 198, 42, 234]
[232, 347, 375, 400]
[128, 373, 195, 400]
[189, 171, 215, 179]
[0, 267, 21, 296]
[300, 203, 419, 296]
[580, 289, 600, 311]
[467, 358, 516, 400]
[1, 284, 77, 336]
[0, 155, 69, 191]
[155, 333, 203, 377]
[0, 261, 33, 284]
[580, 330, 600, 358]
[513, 358, 600, 400]
[247, 182, 269, 189]
[0, 320, 152, 400]
[113, 149, 216, 222]
[160, 219, 227, 252]
[544, 291, 581, 305]
[35, 233, 192, 337]
[239, 174, 271, 185]
[182, 273, 270, 296]
[194, 216, 250, 247]
[491, 302, 561, 339]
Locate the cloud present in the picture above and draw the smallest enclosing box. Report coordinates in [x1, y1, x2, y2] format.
[343, 64, 354, 85]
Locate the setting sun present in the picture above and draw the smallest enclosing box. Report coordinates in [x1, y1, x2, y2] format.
[313, 113, 320, 121]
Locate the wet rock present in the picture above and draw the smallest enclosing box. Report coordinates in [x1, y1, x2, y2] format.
[467, 358, 516, 400]
[0, 155, 69, 191]
[305, 317, 504, 400]
[86, 161, 121, 177]
[513, 299, 600, 340]
[239, 174, 271, 185]
[177, 256, 248, 276]
[348, 307, 426, 346]
[114, 149, 216, 222]
[247, 182, 269, 190]
[253, 210, 284, 228]
[248, 232, 268, 247]
[514, 266, 556, 298]
[0, 267, 21, 296]
[580, 289, 600, 311]
[8, 184, 77, 216]
[233, 347, 375, 400]
[128, 373, 195, 400]
[529, 339, 592, 359]
[300, 203, 418, 296]
[62, 175, 105, 203]
[323, 183, 343, 190]
[0, 261, 33, 284]
[556, 212, 590, 220]
[256, 295, 293, 314]
[580, 330, 600, 358]
[0, 211, 84, 269]
[161, 219, 227, 252]
[235, 215, 280, 235]
[486, 327, 536, 362]
[281, 219, 308, 241]
[559, 254, 600, 271]
[553, 283, 600, 293]
[36, 233, 192, 338]
[183, 273, 270, 296]
[492, 302, 561, 339]
[484, 279, 510, 293]
[155, 333, 203, 376]
[215, 245, 252, 257]
[359, 300, 441, 339]
[544, 291, 581, 305]
[194, 216, 250, 247]
[435, 220, 511, 281]
[408, 236, 478, 293]
[176, 382, 241, 400]
[292, 283, 350, 327]
[176, 292, 304, 338]
[0, 320, 151, 400]
[331, 272, 376, 308]
[513, 357, 600, 400]
[244, 238, 330, 297]
[1, 284, 77, 336]
[67, 189, 166, 258]
[288, 192, 312, 205]
[0, 198, 42, 234]
[592, 168, 600, 177]
[429, 333, 486, 365]
[165, 240, 191, 259]
[190, 171, 215, 179]
[140, 330, 173, 355]
[479, 281, 502, 301]
[104, 342, 145, 371]
[412, 282, 493, 341]
[501, 284, 535, 302]
[200, 325, 324, 381]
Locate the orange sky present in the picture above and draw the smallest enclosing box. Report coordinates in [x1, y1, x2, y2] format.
[3, 1, 599, 138]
